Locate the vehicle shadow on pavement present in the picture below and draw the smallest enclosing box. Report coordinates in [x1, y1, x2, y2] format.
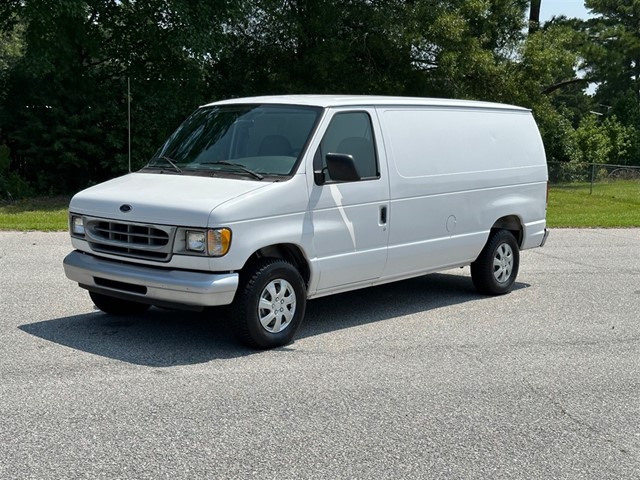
[300, 272, 529, 340]
[19, 307, 241, 366]
[19, 272, 529, 367]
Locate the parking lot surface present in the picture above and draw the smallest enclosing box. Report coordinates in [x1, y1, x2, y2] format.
[1, 229, 639, 479]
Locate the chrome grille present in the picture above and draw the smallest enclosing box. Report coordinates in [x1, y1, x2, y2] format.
[85, 218, 174, 261]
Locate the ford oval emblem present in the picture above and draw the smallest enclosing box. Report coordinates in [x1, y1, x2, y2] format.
[119, 204, 132, 213]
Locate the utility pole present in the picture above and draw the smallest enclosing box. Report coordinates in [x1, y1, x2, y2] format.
[128, 77, 131, 173]
[529, 0, 542, 34]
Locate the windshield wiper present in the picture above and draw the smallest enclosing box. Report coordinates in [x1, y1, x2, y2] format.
[202, 161, 264, 180]
[145, 156, 183, 173]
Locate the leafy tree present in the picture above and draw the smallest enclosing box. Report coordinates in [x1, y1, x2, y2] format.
[214, 0, 414, 96]
[99, 0, 231, 172]
[0, 0, 235, 194]
[584, 0, 640, 102]
[404, 0, 528, 100]
[1, 1, 121, 192]
[0, 6, 24, 145]
[0, 12, 23, 91]
[217, 0, 533, 101]
[573, 114, 614, 165]
[571, 114, 633, 170]
[1, 0, 637, 196]
[582, 0, 640, 164]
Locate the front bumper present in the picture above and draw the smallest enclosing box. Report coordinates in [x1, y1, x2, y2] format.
[63, 250, 239, 307]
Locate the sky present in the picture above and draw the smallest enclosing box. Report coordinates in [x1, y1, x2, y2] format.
[539, 0, 592, 22]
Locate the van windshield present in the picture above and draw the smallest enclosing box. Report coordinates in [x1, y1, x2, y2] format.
[143, 104, 322, 180]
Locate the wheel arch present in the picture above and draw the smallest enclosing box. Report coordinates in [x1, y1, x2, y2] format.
[241, 243, 311, 288]
[491, 215, 524, 247]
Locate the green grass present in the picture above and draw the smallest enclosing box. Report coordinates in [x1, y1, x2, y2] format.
[1, 182, 639, 231]
[548, 181, 640, 227]
[0, 196, 69, 231]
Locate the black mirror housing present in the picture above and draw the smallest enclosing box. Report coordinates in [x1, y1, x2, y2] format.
[325, 153, 360, 182]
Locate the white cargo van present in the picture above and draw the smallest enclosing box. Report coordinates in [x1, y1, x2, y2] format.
[64, 95, 549, 348]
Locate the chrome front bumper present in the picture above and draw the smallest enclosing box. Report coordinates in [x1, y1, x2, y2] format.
[63, 251, 239, 307]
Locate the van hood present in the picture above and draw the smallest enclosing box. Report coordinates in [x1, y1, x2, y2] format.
[69, 173, 270, 226]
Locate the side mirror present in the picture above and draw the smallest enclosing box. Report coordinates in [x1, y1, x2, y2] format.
[325, 153, 360, 182]
[314, 169, 327, 185]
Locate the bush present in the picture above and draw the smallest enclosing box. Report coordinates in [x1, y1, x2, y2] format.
[0, 171, 33, 200]
[0, 144, 33, 199]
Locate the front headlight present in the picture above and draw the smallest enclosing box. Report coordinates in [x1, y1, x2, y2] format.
[183, 228, 232, 256]
[70, 215, 85, 236]
[186, 231, 206, 252]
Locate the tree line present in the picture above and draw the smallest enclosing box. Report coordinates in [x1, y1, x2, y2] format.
[0, 0, 638, 198]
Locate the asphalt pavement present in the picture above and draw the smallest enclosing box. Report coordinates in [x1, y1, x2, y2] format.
[1, 229, 639, 479]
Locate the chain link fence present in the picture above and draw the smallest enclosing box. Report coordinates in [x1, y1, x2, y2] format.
[548, 162, 640, 191]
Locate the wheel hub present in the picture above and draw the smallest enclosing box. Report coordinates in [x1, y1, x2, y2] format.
[258, 279, 296, 333]
[493, 243, 514, 283]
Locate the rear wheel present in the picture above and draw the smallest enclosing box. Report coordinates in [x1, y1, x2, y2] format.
[471, 229, 520, 295]
[89, 291, 150, 315]
[231, 259, 306, 349]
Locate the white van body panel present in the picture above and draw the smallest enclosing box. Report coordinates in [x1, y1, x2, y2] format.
[302, 106, 390, 293]
[69, 173, 271, 226]
[376, 107, 547, 279]
[64, 95, 548, 311]
[206, 174, 312, 272]
[71, 173, 317, 270]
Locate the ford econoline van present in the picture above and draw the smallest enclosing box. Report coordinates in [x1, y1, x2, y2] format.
[63, 95, 549, 348]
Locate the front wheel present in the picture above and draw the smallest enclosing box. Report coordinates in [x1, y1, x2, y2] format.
[89, 291, 150, 315]
[471, 229, 520, 295]
[231, 259, 306, 349]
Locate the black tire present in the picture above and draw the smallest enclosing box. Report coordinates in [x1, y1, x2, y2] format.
[89, 291, 150, 315]
[231, 259, 306, 349]
[471, 229, 520, 295]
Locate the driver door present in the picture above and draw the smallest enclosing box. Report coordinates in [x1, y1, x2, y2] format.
[306, 109, 390, 293]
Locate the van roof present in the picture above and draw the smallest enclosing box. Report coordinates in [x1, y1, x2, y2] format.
[203, 95, 529, 112]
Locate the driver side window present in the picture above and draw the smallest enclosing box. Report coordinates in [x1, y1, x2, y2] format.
[314, 112, 379, 184]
